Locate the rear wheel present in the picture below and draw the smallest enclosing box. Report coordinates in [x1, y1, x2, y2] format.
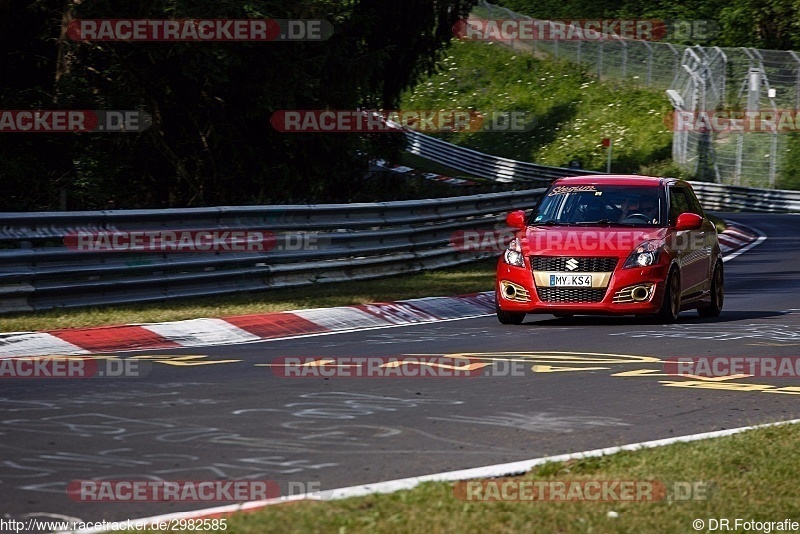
[698, 262, 724, 318]
[656, 268, 681, 323]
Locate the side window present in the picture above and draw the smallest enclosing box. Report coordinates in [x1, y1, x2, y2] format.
[668, 187, 691, 225]
[686, 187, 705, 217]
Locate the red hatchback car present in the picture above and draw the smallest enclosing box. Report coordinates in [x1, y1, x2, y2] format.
[495, 175, 723, 324]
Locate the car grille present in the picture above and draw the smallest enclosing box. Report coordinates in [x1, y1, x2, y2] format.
[531, 256, 617, 272]
[535, 287, 607, 303]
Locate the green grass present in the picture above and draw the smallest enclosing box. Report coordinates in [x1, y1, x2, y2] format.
[401, 40, 680, 176]
[708, 213, 726, 233]
[776, 132, 800, 190]
[398, 152, 488, 182]
[1, 258, 498, 332]
[140, 422, 800, 533]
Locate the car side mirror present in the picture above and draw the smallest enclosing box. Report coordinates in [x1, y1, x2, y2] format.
[675, 212, 703, 231]
[506, 210, 526, 230]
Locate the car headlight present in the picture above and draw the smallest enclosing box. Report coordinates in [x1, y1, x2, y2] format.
[503, 238, 525, 267]
[623, 240, 663, 269]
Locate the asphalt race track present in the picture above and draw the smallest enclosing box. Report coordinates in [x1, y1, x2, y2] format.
[2, 212, 799, 525]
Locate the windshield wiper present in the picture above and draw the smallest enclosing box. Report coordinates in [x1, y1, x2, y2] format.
[532, 220, 578, 226]
[574, 219, 627, 226]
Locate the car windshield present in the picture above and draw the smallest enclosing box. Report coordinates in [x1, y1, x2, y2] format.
[529, 184, 665, 226]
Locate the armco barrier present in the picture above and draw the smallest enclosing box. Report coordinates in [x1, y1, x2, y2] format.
[404, 130, 602, 182]
[404, 130, 800, 211]
[0, 189, 545, 313]
[689, 181, 800, 212]
[2, 136, 798, 315]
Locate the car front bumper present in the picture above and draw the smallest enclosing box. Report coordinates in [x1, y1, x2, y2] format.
[496, 259, 670, 315]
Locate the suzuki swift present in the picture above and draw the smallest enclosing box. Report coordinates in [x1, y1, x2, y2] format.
[495, 175, 723, 324]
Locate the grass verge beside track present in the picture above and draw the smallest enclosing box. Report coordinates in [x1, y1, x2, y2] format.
[139, 422, 800, 533]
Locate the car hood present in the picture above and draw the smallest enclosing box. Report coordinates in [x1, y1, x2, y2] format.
[522, 225, 668, 256]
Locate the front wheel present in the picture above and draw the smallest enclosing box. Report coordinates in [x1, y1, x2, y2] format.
[495, 292, 526, 324]
[656, 268, 681, 323]
[698, 262, 724, 318]
[497, 309, 526, 325]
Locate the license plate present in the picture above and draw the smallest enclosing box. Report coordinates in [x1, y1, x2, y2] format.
[550, 275, 592, 287]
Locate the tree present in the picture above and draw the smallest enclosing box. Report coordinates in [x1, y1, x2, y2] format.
[0, 0, 477, 209]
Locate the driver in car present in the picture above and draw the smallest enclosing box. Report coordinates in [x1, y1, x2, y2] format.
[618, 197, 640, 221]
[619, 196, 658, 223]
[639, 198, 658, 223]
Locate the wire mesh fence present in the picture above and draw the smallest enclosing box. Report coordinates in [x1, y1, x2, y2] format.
[475, 1, 800, 188]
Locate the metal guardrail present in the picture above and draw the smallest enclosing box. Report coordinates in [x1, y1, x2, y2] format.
[404, 130, 602, 182]
[0, 189, 546, 314]
[2, 131, 798, 315]
[689, 181, 800, 212]
[404, 130, 800, 211]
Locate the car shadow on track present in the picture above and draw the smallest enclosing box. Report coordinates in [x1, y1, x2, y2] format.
[518, 309, 789, 327]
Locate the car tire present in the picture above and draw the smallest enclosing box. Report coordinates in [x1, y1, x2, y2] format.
[698, 262, 724, 318]
[495, 292, 526, 324]
[656, 267, 681, 323]
[497, 308, 526, 325]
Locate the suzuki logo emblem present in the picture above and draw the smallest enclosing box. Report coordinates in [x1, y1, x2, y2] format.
[565, 258, 579, 271]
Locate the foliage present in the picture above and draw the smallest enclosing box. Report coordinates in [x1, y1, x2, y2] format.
[777, 133, 800, 190]
[402, 40, 675, 175]
[497, 0, 800, 49]
[0, 0, 477, 210]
